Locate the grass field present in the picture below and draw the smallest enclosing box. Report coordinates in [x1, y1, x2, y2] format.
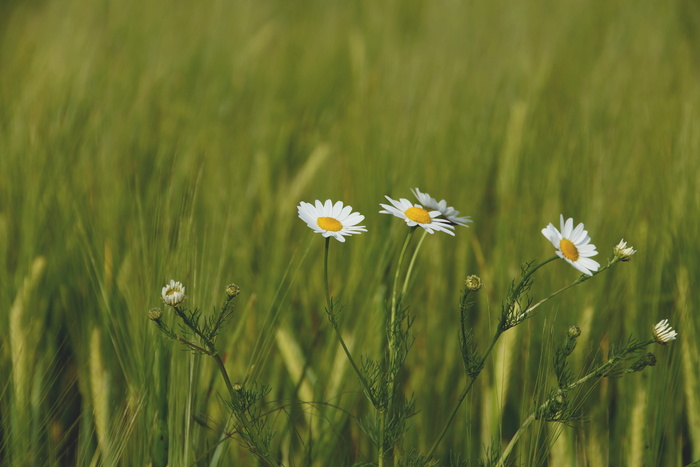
[1, 0, 699, 465]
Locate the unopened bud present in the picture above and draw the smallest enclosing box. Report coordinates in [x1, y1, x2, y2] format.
[568, 325, 581, 338]
[148, 307, 163, 321]
[627, 353, 657, 373]
[464, 275, 482, 291]
[226, 283, 241, 298]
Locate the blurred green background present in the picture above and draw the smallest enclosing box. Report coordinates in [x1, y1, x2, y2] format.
[1, 0, 699, 465]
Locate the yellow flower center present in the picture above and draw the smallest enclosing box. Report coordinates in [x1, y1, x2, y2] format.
[559, 238, 579, 261]
[404, 206, 431, 224]
[317, 216, 343, 232]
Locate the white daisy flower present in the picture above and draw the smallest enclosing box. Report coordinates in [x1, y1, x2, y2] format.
[614, 239, 636, 262]
[379, 196, 455, 236]
[162, 280, 186, 307]
[411, 187, 473, 227]
[297, 199, 367, 242]
[652, 319, 677, 344]
[541, 215, 600, 276]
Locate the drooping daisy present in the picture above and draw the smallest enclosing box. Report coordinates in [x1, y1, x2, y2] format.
[541, 215, 600, 276]
[379, 196, 455, 236]
[297, 200, 367, 242]
[652, 319, 677, 344]
[411, 188, 473, 227]
[162, 280, 186, 307]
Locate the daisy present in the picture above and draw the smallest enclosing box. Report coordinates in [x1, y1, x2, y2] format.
[162, 280, 186, 307]
[411, 187, 473, 227]
[379, 196, 455, 235]
[297, 200, 367, 242]
[613, 239, 636, 262]
[541, 215, 600, 276]
[652, 319, 677, 344]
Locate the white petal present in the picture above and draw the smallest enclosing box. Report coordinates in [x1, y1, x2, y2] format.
[562, 216, 574, 237]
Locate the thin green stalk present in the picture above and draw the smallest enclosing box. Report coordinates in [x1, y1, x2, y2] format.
[172, 306, 280, 467]
[153, 345, 169, 467]
[379, 409, 387, 467]
[214, 351, 281, 467]
[390, 227, 417, 328]
[382, 227, 418, 467]
[324, 237, 332, 310]
[174, 306, 215, 350]
[515, 258, 620, 322]
[332, 325, 378, 405]
[425, 330, 500, 460]
[425, 255, 564, 460]
[496, 338, 655, 467]
[496, 412, 535, 467]
[400, 229, 428, 300]
[323, 237, 377, 405]
[510, 255, 559, 300]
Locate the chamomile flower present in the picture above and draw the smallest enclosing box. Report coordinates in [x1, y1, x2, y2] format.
[652, 319, 677, 344]
[541, 215, 600, 276]
[162, 280, 186, 307]
[379, 196, 455, 235]
[614, 239, 636, 262]
[411, 188, 473, 227]
[297, 200, 367, 242]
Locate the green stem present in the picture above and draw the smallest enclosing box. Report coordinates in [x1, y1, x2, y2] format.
[174, 306, 215, 350]
[332, 325, 378, 406]
[324, 237, 332, 311]
[496, 339, 654, 467]
[323, 237, 377, 405]
[390, 227, 417, 329]
[378, 409, 386, 467]
[512, 255, 559, 298]
[425, 330, 501, 460]
[400, 229, 428, 300]
[426, 254, 584, 461]
[495, 412, 535, 467]
[516, 258, 619, 323]
[173, 306, 280, 466]
[382, 227, 418, 467]
[214, 352, 281, 466]
[210, 294, 236, 339]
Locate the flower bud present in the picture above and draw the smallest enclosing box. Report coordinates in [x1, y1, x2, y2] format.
[464, 275, 482, 291]
[627, 353, 657, 373]
[568, 325, 581, 338]
[226, 283, 241, 298]
[148, 307, 163, 321]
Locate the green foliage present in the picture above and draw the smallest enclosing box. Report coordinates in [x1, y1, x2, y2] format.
[1, 0, 699, 465]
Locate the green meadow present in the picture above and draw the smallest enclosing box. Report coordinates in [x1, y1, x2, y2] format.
[1, 0, 699, 465]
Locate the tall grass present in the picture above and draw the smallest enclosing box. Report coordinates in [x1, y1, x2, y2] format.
[1, 0, 699, 464]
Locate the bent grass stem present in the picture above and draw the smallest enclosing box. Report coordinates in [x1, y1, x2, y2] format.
[495, 338, 655, 467]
